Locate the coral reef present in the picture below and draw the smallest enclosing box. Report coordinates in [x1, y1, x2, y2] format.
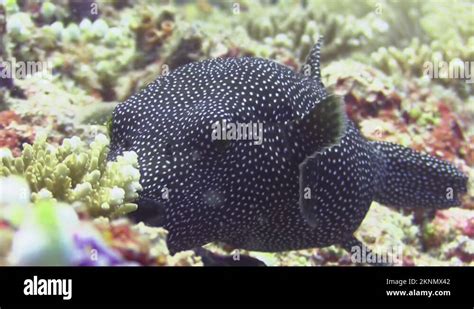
[370, 38, 474, 98]
[0, 0, 472, 266]
[0, 110, 34, 156]
[0, 176, 201, 266]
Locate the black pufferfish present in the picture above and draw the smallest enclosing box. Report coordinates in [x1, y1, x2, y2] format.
[108, 39, 468, 255]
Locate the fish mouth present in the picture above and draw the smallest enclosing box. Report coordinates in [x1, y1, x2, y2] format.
[128, 196, 167, 227]
[107, 146, 166, 226]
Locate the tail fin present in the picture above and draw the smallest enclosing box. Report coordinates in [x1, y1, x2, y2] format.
[373, 141, 468, 209]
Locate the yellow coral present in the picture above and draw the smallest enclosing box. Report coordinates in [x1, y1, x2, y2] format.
[0, 134, 142, 218]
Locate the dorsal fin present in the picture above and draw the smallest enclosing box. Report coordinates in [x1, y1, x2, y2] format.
[300, 36, 324, 81]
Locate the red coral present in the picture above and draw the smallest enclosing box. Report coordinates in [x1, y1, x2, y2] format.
[0, 219, 13, 230]
[0, 128, 34, 156]
[338, 79, 401, 124]
[0, 110, 35, 156]
[402, 255, 415, 266]
[0, 130, 22, 154]
[283, 57, 299, 71]
[0, 111, 21, 128]
[462, 218, 474, 237]
[430, 209, 474, 238]
[94, 220, 156, 265]
[447, 243, 474, 263]
[420, 102, 466, 161]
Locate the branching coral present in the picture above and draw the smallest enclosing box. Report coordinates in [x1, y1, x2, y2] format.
[370, 38, 474, 98]
[3, 2, 135, 100]
[46, 18, 137, 101]
[162, 0, 392, 65]
[0, 133, 142, 217]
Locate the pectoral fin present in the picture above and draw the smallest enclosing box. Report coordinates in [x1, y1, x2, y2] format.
[298, 123, 377, 240]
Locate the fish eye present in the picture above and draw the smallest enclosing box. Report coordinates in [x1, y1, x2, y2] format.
[165, 142, 173, 157]
[212, 139, 231, 153]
